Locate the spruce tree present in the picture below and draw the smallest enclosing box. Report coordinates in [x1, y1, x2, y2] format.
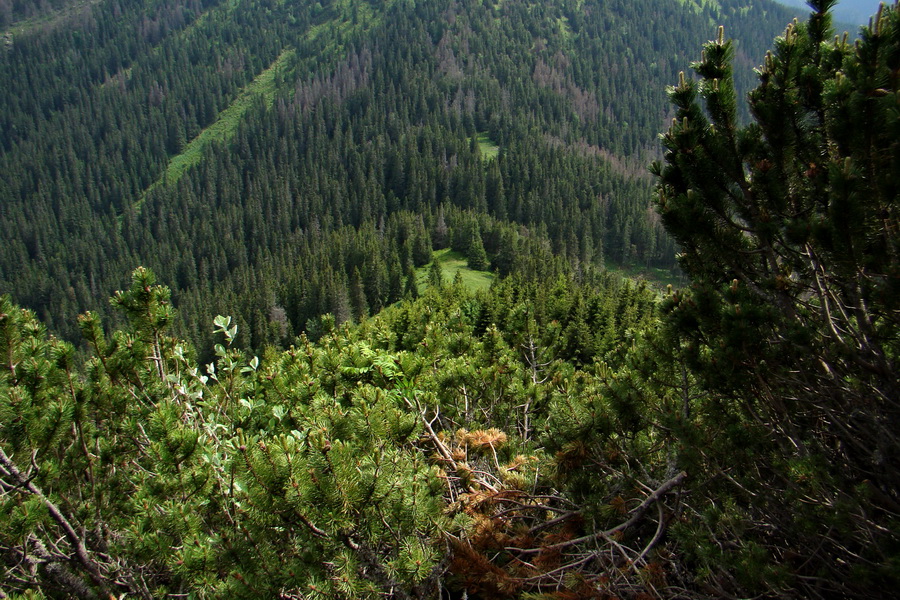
[404, 264, 420, 299]
[427, 259, 444, 290]
[466, 229, 490, 271]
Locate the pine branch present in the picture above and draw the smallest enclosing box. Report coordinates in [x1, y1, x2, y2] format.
[404, 392, 500, 493]
[339, 534, 416, 600]
[0, 447, 116, 599]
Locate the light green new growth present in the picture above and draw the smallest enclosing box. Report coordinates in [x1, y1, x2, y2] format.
[557, 15, 573, 40]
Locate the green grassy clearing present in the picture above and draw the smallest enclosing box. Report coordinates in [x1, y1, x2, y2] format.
[475, 132, 500, 161]
[606, 261, 686, 293]
[417, 249, 496, 293]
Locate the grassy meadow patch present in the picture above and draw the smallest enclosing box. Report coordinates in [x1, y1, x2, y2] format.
[417, 249, 495, 293]
[475, 132, 500, 161]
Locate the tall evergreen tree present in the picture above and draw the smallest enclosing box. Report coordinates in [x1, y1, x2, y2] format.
[652, 1, 900, 595]
[427, 259, 444, 290]
[465, 229, 489, 271]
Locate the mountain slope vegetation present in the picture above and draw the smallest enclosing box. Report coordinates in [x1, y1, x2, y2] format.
[1, 0, 898, 598]
[0, 0, 795, 349]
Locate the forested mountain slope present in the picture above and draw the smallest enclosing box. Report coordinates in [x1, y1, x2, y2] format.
[1, 1, 898, 598]
[0, 0, 795, 349]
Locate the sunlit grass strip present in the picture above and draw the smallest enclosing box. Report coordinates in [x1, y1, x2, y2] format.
[141, 48, 294, 201]
[147, 0, 389, 193]
[163, 49, 294, 178]
[138, 0, 393, 208]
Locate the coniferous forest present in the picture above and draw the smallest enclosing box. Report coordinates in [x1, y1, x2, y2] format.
[1, 0, 898, 598]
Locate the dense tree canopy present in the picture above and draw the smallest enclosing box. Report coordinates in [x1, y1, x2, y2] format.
[0, 0, 796, 347]
[0, 266, 662, 598]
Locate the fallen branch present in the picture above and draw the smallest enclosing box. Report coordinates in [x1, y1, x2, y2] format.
[507, 471, 688, 555]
